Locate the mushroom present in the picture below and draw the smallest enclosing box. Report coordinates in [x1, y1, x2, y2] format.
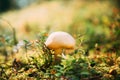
[45, 31, 75, 62]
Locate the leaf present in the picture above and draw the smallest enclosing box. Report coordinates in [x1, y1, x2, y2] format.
[80, 71, 90, 78]
[55, 73, 62, 77]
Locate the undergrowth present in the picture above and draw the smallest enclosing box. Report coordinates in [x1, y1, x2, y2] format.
[0, 28, 120, 80]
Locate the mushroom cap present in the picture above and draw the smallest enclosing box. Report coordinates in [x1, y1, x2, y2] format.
[45, 31, 75, 50]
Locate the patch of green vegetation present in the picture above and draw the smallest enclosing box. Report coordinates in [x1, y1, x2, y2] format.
[0, 29, 120, 80]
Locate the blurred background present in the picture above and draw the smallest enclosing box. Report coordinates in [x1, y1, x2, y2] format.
[0, 0, 120, 55]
